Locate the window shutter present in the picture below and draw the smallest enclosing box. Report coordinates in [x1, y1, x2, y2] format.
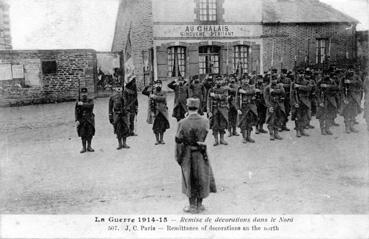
[187, 44, 199, 76]
[250, 44, 261, 74]
[156, 45, 168, 82]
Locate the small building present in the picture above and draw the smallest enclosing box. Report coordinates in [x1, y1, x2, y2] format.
[0, 0, 12, 50]
[112, 0, 358, 90]
[0, 49, 97, 106]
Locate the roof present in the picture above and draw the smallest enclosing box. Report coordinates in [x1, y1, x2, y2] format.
[262, 0, 359, 24]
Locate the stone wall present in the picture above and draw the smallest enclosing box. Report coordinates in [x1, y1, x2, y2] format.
[0, 49, 97, 106]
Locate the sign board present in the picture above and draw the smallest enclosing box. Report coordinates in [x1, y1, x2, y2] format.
[0, 63, 12, 81]
[153, 25, 262, 38]
[24, 62, 41, 86]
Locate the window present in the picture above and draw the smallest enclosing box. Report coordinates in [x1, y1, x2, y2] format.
[199, 46, 220, 74]
[199, 0, 217, 22]
[316, 39, 328, 64]
[168, 46, 186, 77]
[42, 61, 57, 74]
[233, 45, 249, 74]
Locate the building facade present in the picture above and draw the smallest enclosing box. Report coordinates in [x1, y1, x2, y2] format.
[0, 49, 97, 106]
[0, 0, 11, 50]
[112, 0, 358, 89]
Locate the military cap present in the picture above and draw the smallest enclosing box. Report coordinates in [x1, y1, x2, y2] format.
[281, 69, 288, 74]
[80, 87, 88, 93]
[186, 98, 200, 109]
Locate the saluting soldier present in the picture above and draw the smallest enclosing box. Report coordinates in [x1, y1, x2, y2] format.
[188, 75, 206, 115]
[168, 76, 189, 121]
[255, 75, 268, 134]
[142, 80, 170, 145]
[278, 69, 291, 131]
[75, 87, 95, 153]
[175, 98, 217, 214]
[264, 74, 286, 141]
[316, 72, 340, 135]
[227, 75, 240, 136]
[238, 76, 259, 143]
[290, 71, 313, 137]
[207, 76, 229, 146]
[109, 86, 130, 150]
[124, 76, 138, 136]
[340, 69, 363, 133]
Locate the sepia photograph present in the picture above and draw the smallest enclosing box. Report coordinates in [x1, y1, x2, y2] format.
[0, 0, 368, 238]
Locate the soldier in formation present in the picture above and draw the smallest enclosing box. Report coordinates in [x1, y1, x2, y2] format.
[168, 76, 189, 122]
[109, 86, 130, 149]
[75, 87, 95, 153]
[124, 76, 139, 136]
[227, 75, 240, 137]
[255, 75, 268, 134]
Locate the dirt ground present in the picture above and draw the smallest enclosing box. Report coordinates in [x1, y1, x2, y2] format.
[0, 94, 368, 214]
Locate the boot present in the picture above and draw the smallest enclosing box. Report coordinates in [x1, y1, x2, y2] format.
[281, 124, 290, 131]
[232, 127, 239, 136]
[320, 121, 327, 135]
[87, 139, 94, 152]
[246, 130, 255, 143]
[274, 129, 283, 140]
[345, 122, 351, 134]
[296, 129, 302, 137]
[242, 131, 247, 144]
[183, 197, 197, 214]
[325, 127, 333, 135]
[159, 132, 165, 144]
[300, 128, 309, 136]
[122, 137, 130, 148]
[350, 121, 359, 133]
[219, 133, 228, 145]
[213, 132, 219, 146]
[269, 128, 275, 141]
[197, 198, 205, 212]
[307, 122, 315, 129]
[255, 125, 260, 134]
[80, 139, 87, 153]
[259, 124, 268, 134]
[117, 138, 123, 150]
[155, 133, 161, 145]
[228, 128, 232, 137]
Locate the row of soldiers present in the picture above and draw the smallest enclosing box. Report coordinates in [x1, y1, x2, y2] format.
[74, 67, 368, 152]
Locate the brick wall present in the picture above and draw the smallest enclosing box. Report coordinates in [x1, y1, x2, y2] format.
[0, 49, 97, 106]
[262, 23, 356, 71]
[111, 0, 154, 90]
[0, 0, 12, 50]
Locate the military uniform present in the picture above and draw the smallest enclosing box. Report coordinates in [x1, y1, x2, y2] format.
[255, 75, 268, 134]
[168, 78, 189, 121]
[316, 75, 340, 135]
[124, 78, 138, 136]
[188, 77, 206, 115]
[207, 80, 229, 146]
[340, 71, 363, 133]
[175, 98, 216, 213]
[278, 69, 291, 131]
[238, 80, 259, 143]
[109, 89, 130, 149]
[142, 80, 170, 144]
[227, 79, 240, 136]
[264, 79, 286, 140]
[75, 88, 95, 153]
[290, 74, 312, 137]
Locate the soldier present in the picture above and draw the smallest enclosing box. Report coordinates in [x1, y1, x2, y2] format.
[264, 74, 286, 140]
[363, 72, 369, 131]
[207, 76, 229, 146]
[109, 86, 130, 149]
[255, 75, 268, 134]
[175, 98, 217, 213]
[290, 70, 312, 137]
[188, 75, 206, 115]
[227, 75, 240, 136]
[340, 69, 363, 133]
[305, 68, 316, 129]
[142, 80, 170, 144]
[124, 76, 138, 136]
[168, 76, 189, 121]
[278, 68, 291, 131]
[316, 72, 340, 135]
[75, 87, 95, 153]
[238, 76, 259, 143]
